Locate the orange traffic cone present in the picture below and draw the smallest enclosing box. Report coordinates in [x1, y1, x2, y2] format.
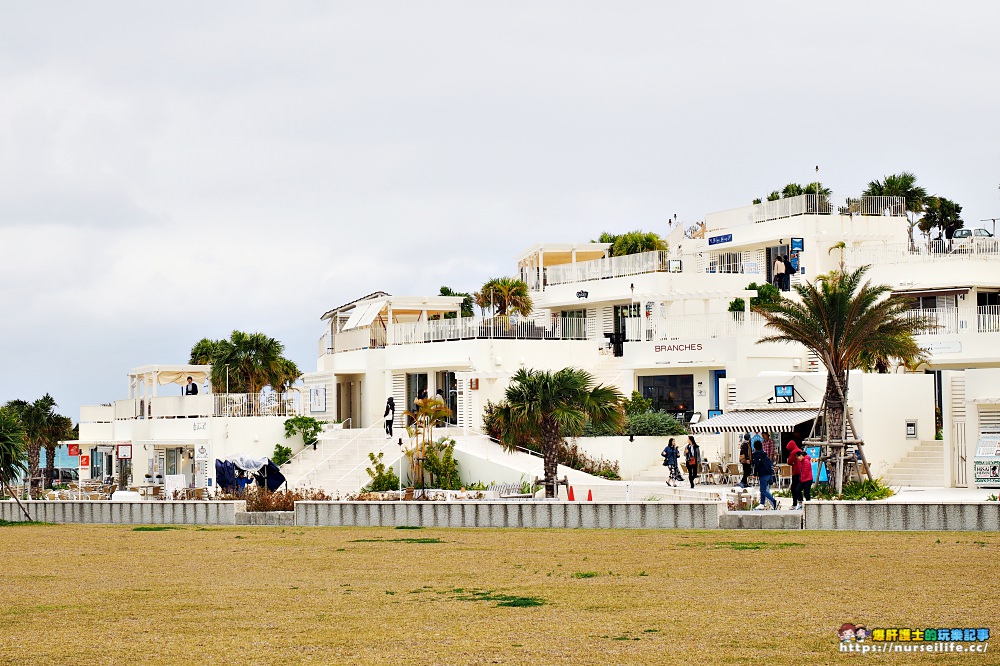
[567, 486, 575, 501]
[587, 489, 593, 502]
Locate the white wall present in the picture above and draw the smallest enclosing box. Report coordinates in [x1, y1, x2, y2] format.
[849, 372, 935, 479]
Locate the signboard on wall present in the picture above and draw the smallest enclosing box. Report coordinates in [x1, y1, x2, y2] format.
[708, 234, 733, 246]
[116, 443, 132, 460]
[310, 387, 327, 413]
[67, 443, 79, 457]
[80, 455, 90, 468]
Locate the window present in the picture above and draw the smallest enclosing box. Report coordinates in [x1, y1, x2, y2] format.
[638, 375, 694, 415]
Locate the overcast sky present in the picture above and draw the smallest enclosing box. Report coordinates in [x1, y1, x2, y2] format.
[2, 1, 998, 420]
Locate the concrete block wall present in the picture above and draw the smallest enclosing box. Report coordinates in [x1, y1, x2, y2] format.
[295, 501, 722, 529]
[0, 501, 243, 525]
[805, 502, 1000, 530]
[236, 511, 295, 526]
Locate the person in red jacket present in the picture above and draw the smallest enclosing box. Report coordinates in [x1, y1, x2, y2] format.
[797, 450, 814, 503]
[786, 439, 802, 509]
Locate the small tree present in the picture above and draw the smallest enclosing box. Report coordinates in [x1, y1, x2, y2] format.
[365, 451, 401, 492]
[283, 416, 325, 451]
[478, 277, 533, 317]
[0, 407, 31, 520]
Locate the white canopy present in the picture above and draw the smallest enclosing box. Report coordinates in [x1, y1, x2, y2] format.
[689, 408, 819, 433]
[228, 456, 270, 473]
[342, 299, 386, 331]
[129, 364, 211, 387]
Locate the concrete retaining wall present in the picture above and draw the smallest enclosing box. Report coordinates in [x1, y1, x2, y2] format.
[295, 501, 721, 529]
[720, 512, 803, 530]
[236, 511, 295, 526]
[0, 501, 243, 525]
[805, 502, 1000, 531]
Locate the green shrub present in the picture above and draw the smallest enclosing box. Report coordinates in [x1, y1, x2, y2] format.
[272, 443, 293, 466]
[581, 419, 620, 437]
[622, 391, 652, 416]
[365, 451, 401, 492]
[624, 411, 687, 437]
[423, 437, 462, 490]
[839, 478, 895, 501]
[284, 415, 325, 449]
[558, 441, 620, 480]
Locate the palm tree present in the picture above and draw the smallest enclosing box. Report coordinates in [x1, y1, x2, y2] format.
[863, 172, 928, 250]
[403, 397, 453, 489]
[492, 368, 623, 498]
[0, 406, 32, 520]
[781, 183, 805, 198]
[753, 267, 926, 479]
[189, 330, 302, 395]
[918, 196, 964, 237]
[438, 286, 474, 318]
[478, 277, 533, 317]
[4, 394, 71, 495]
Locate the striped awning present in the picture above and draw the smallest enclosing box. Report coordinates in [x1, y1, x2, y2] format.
[689, 408, 819, 433]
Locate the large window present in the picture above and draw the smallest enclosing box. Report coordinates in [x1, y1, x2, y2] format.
[638, 374, 694, 415]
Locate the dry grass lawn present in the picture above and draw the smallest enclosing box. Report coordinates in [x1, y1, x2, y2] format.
[0, 523, 994, 665]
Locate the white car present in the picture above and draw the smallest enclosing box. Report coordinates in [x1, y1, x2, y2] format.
[951, 228, 998, 253]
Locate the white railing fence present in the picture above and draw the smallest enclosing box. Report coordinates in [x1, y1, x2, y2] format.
[905, 308, 959, 336]
[332, 325, 387, 353]
[212, 393, 301, 418]
[389, 314, 598, 344]
[846, 242, 1000, 266]
[545, 250, 672, 286]
[979, 306, 1000, 333]
[752, 194, 906, 223]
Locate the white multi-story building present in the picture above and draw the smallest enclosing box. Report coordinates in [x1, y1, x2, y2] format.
[71, 193, 1000, 492]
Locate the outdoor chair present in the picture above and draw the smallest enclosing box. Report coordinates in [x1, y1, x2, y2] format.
[709, 462, 727, 485]
[725, 463, 741, 485]
[777, 464, 792, 489]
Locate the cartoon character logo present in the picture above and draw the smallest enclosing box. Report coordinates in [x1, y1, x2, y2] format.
[839, 623, 856, 642]
[855, 626, 868, 642]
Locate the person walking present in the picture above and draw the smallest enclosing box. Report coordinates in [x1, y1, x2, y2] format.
[661, 437, 682, 486]
[684, 436, 701, 489]
[772, 254, 785, 290]
[786, 438, 803, 509]
[752, 441, 778, 510]
[738, 434, 752, 488]
[797, 450, 814, 505]
[383, 397, 395, 439]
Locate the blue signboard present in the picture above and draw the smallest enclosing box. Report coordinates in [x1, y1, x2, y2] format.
[791, 237, 804, 251]
[774, 384, 794, 398]
[805, 445, 826, 482]
[708, 234, 733, 246]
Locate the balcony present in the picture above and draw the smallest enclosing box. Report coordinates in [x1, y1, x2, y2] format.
[905, 307, 1000, 337]
[846, 242, 1000, 267]
[543, 250, 674, 287]
[106, 393, 302, 420]
[390, 314, 598, 345]
[706, 194, 906, 230]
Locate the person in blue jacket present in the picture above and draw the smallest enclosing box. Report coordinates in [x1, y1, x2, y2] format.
[752, 440, 778, 510]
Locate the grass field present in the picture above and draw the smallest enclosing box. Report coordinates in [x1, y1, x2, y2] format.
[0, 523, 994, 665]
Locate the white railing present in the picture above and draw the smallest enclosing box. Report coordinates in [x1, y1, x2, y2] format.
[846, 242, 1000, 266]
[332, 325, 387, 353]
[906, 308, 959, 336]
[752, 194, 906, 223]
[979, 306, 1000, 333]
[389, 314, 598, 344]
[624, 311, 770, 342]
[211, 393, 301, 418]
[706, 250, 764, 275]
[544, 250, 672, 286]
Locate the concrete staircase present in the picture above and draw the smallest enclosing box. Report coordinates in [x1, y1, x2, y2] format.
[281, 424, 403, 496]
[590, 352, 627, 392]
[884, 440, 944, 487]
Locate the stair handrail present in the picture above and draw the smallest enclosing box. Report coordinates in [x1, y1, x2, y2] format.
[284, 417, 356, 467]
[329, 439, 407, 493]
[462, 426, 544, 459]
[286, 421, 384, 488]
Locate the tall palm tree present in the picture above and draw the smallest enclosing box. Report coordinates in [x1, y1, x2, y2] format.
[0, 407, 32, 520]
[492, 368, 623, 498]
[189, 330, 302, 395]
[781, 183, 805, 198]
[863, 172, 928, 250]
[479, 277, 533, 317]
[4, 394, 70, 495]
[754, 266, 926, 456]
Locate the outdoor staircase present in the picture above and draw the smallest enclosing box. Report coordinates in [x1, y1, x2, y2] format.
[281, 424, 403, 496]
[883, 441, 944, 487]
[590, 352, 627, 393]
